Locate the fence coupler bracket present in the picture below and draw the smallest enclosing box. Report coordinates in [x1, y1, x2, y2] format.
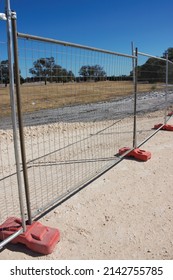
[154, 123, 173, 131]
[0, 217, 60, 255]
[0, 13, 7, 21]
[118, 147, 151, 161]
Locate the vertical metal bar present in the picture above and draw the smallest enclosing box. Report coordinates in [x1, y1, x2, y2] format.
[133, 47, 138, 148]
[12, 15, 32, 224]
[5, 0, 26, 231]
[164, 52, 168, 124]
[131, 42, 135, 71]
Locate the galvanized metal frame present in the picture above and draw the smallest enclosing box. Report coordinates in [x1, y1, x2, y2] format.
[12, 15, 32, 225]
[17, 32, 136, 59]
[133, 47, 138, 148]
[15, 33, 173, 220]
[135, 50, 172, 147]
[16, 32, 136, 219]
[0, 0, 26, 250]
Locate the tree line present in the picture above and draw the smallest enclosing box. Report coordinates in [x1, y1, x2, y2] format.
[29, 58, 108, 84]
[1, 48, 173, 85]
[134, 47, 173, 83]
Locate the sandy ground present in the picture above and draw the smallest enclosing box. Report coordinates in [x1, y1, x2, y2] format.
[0, 116, 173, 260]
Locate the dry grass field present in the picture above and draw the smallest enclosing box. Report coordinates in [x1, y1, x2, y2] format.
[0, 81, 165, 118]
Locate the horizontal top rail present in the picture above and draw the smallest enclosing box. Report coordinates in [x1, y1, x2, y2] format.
[17, 32, 135, 59]
[138, 51, 167, 62]
[138, 51, 173, 65]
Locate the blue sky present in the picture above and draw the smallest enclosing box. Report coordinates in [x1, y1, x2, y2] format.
[0, 0, 173, 58]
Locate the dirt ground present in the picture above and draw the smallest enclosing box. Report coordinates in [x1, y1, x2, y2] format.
[0, 116, 173, 260]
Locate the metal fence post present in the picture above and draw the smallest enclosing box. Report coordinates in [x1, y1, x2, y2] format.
[5, 0, 26, 231]
[133, 47, 138, 148]
[165, 51, 168, 124]
[11, 12, 32, 225]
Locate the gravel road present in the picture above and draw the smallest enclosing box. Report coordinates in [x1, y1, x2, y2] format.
[1, 90, 173, 130]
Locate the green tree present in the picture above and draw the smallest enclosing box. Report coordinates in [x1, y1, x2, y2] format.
[68, 70, 75, 82]
[30, 57, 75, 84]
[163, 47, 173, 61]
[52, 65, 75, 83]
[162, 48, 173, 83]
[0, 60, 24, 86]
[79, 65, 106, 81]
[138, 58, 166, 83]
[29, 57, 55, 85]
[136, 47, 173, 84]
[0, 60, 9, 86]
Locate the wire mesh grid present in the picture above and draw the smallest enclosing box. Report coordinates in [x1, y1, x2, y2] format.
[135, 52, 173, 146]
[17, 36, 135, 217]
[0, 41, 25, 225]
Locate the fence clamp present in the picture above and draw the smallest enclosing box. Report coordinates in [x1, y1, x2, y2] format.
[11, 11, 17, 19]
[0, 217, 60, 254]
[0, 13, 7, 20]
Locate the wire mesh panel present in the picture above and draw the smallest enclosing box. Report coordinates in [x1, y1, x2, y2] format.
[167, 59, 173, 118]
[0, 41, 23, 223]
[135, 52, 173, 146]
[17, 34, 135, 218]
[0, 30, 26, 249]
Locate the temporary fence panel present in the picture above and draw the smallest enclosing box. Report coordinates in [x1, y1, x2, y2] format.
[135, 51, 173, 147]
[17, 33, 135, 218]
[166, 59, 173, 122]
[0, 5, 26, 250]
[0, 41, 23, 223]
[1, 0, 173, 252]
[1, 11, 173, 252]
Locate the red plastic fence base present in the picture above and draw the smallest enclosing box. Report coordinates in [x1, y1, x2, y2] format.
[167, 111, 173, 116]
[0, 217, 60, 255]
[119, 147, 151, 161]
[154, 123, 173, 131]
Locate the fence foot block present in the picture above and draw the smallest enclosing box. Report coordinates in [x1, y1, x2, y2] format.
[119, 147, 151, 161]
[154, 123, 173, 131]
[0, 217, 60, 255]
[167, 111, 173, 116]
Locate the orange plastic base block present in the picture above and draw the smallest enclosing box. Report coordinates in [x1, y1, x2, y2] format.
[119, 147, 151, 161]
[0, 217, 60, 255]
[154, 123, 173, 131]
[167, 111, 173, 116]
